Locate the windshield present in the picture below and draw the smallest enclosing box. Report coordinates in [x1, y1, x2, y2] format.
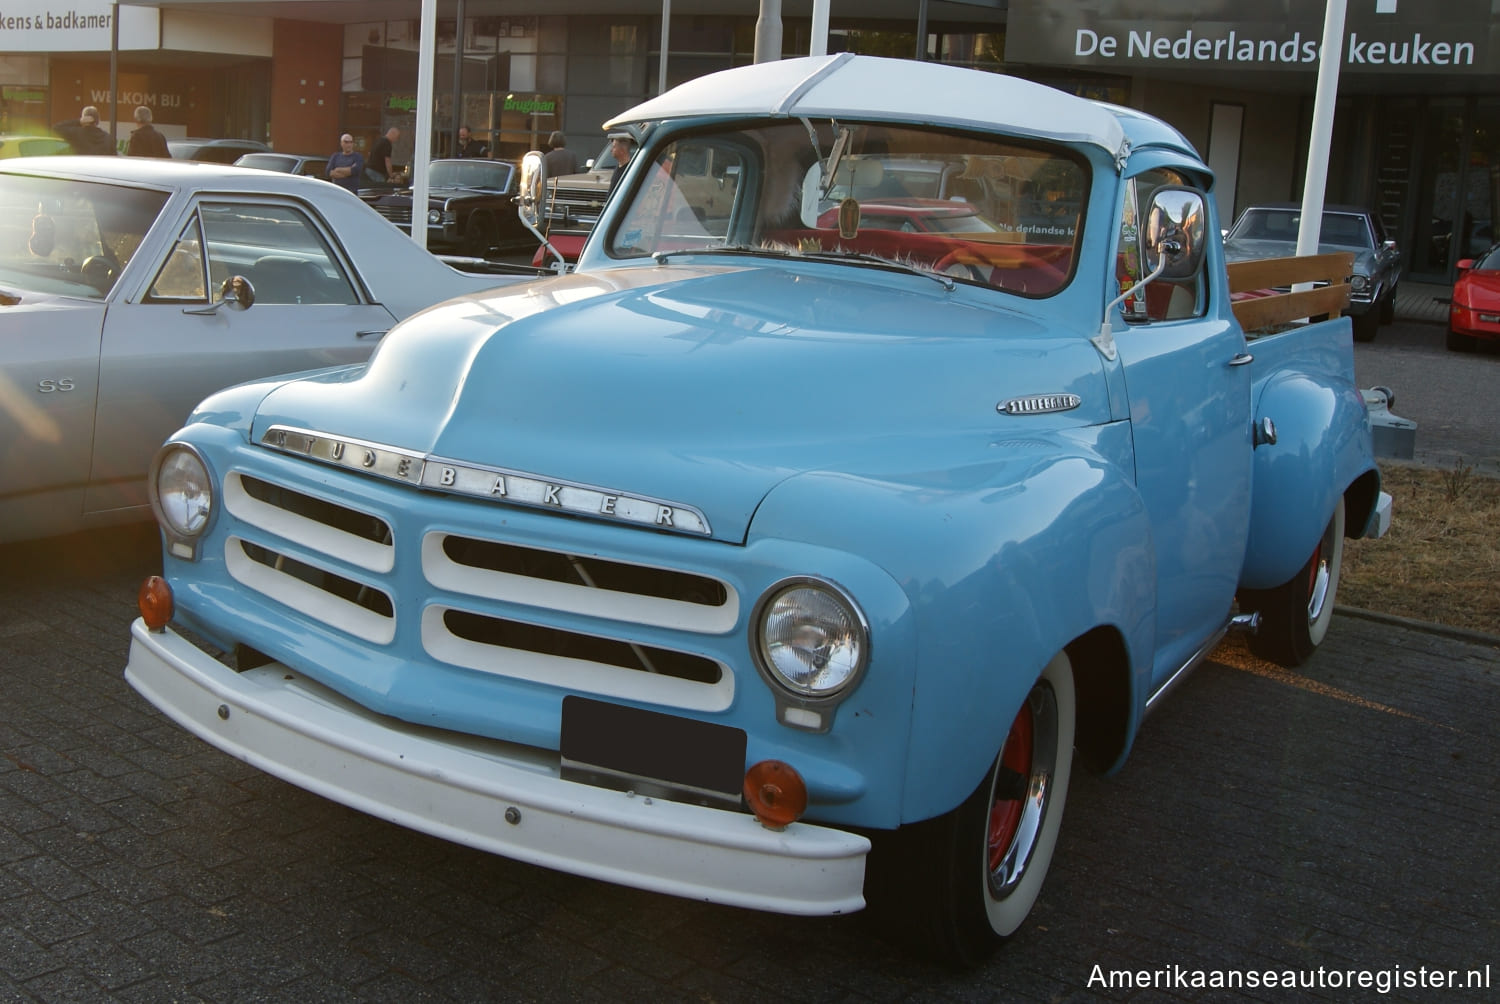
[1228, 208, 1373, 249]
[428, 160, 513, 191]
[0, 173, 168, 298]
[605, 120, 1088, 297]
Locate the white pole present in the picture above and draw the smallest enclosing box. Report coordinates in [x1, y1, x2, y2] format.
[1296, 0, 1347, 260]
[754, 0, 782, 64]
[659, 0, 671, 94]
[412, 0, 438, 250]
[810, 0, 829, 57]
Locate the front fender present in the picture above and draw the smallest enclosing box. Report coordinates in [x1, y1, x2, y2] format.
[1242, 369, 1377, 588]
[748, 425, 1154, 824]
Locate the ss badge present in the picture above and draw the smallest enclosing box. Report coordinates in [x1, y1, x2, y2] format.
[38, 378, 76, 393]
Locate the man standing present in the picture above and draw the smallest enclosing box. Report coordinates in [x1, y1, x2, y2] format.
[456, 125, 488, 158]
[53, 106, 115, 156]
[606, 130, 635, 194]
[325, 134, 364, 194]
[368, 126, 400, 183]
[126, 106, 170, 157]
[543, 131, 579, 178]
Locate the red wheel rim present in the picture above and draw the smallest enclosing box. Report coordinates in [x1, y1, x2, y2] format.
[988, 702, 1033, 873]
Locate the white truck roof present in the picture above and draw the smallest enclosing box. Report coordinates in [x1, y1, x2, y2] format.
[606, 53, 1131, 167]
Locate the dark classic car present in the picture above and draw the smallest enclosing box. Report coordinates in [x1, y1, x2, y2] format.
[361, 158, 538, 256]
[1223, 203, 1401, 341]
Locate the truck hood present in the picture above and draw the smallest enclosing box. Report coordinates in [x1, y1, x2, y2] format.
[250, 264, 1107, 542]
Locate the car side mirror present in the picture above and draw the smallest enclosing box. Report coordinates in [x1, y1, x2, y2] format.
[1456, 258, 1475, 271]
[1143, 185, 1206, 281]
[182, 275, 255, 315]
[518, 150, 546, 231]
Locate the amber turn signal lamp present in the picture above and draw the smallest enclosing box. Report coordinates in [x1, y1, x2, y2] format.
[138, 576, 174, 631]
[743, 759, 807, 830]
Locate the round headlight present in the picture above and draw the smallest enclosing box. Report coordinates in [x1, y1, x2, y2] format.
[1349, 273, 1369, 292]
[756, 581, 867, 697]
[154, 445, 214, 537]
[427, 209, 443, 225]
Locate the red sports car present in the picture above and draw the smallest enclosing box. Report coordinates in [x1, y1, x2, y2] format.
[1448, 245, 1500, 350]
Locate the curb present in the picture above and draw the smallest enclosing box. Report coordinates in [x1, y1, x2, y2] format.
[1334, 603, 1500, 647]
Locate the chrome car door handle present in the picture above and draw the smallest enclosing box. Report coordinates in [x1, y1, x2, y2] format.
[356, 329, 389, 339]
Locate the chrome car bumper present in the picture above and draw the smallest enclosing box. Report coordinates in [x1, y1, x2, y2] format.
[125, 618, 869, 915]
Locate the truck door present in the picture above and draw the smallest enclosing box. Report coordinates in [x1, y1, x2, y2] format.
[1111, 170, 1253, 687]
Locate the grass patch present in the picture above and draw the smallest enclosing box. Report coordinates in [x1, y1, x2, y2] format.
[1340, 460, 1500, 635]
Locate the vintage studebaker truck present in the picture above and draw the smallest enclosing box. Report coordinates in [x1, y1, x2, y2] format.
[125, 55, 1390, 963]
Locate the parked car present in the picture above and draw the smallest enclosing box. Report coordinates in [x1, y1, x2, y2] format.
[1223, 202, 1401, 341]
[0, 133, 70, 159]
[168, 137, 271, 163]
[533, 140, 620, 265]
[125, 55, 1388, 965]
[233, 151, 328, 178]
[361, 158, 537, 256]
[1446, 243, 1500, 351]
[0, 156, 533, 544]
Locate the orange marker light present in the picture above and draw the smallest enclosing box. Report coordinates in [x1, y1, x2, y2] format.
[743, 759, 807, 830]
[138, 576, 174, 631]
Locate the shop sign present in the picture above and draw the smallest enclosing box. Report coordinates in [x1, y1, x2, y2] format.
[503, 95, 556, 117]
[1006, 0, 1499, 74]
[0, 0, 159, 51]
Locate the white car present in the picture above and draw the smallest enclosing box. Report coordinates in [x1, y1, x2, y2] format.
[0, 156, 530, 543]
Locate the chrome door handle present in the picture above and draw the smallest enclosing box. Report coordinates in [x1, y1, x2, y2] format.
[356, 329, 389, 339]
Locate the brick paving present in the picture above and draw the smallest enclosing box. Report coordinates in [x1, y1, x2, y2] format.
[1, 527, 1496, 1001]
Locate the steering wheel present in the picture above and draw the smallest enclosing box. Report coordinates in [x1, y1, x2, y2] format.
[80, 255, 118, 292]
[934, 246, 996, 286]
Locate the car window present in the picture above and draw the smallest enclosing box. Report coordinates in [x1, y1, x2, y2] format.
[0, 172, 167, 299]
[1115, 168, 1205, 322]
[429, 160, 513, 191]
[607, 122, 1086, 298]
[149, 203, 359, 305]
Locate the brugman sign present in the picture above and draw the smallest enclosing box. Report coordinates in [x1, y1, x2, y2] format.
[1006, 0, 1498, 74]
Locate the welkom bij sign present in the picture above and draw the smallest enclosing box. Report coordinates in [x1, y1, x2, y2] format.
[1006, 0, 1499, 74]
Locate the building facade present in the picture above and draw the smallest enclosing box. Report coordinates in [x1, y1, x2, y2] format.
[5, 0, 1497, 282]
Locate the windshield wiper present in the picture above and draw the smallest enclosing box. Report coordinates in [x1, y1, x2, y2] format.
[653, 245, 954, 289]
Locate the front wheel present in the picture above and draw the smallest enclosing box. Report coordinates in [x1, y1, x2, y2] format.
[1241, 497, 1345, 667]
[1379, 284, 1397, 324]
[1351, 310, 1378, 342]
[868, 652, 1075, 966]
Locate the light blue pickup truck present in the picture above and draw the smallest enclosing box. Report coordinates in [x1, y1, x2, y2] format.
[125, 54, 1390, 964]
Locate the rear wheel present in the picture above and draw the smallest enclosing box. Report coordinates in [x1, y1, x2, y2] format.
[1241, 497, 1345, 667]
[869, 652, 1075, 966]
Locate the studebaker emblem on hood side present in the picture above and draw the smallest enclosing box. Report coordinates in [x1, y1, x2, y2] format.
[259, 425, 711, 535]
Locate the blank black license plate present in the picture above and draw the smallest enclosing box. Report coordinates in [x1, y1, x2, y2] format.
[560, 696, 746, 804]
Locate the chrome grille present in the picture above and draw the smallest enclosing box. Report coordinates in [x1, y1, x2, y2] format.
[374, 205, 413, 226]
[222, 464, 740, 711]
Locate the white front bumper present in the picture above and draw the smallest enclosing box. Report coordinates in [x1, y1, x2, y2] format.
[124, 619, 869, 915]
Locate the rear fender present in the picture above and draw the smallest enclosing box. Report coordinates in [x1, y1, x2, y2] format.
[1242, 369, 1377, 587]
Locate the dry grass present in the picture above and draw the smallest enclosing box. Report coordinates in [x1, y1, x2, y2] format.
[1340, 461, 1500, 635]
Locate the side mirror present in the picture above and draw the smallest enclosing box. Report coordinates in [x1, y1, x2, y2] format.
[1143, 185, 1206, 281]
[1456, 258, 1475, 271]
[518, 150, 546, 231]
[221, 275, 255, 309]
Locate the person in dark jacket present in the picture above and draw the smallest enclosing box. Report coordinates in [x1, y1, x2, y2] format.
[325, 134, 364, 194]
[543, 131, 579, 178]
[606, 130, 635, 194]
[456, 125, 488, 158]
[126, 106, 170, 158]
[53, 106, 116, 156]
